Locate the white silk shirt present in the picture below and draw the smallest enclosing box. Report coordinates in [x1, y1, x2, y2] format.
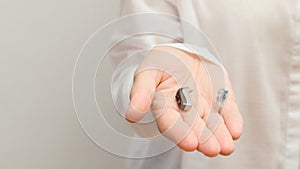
[113, 0, 300, 169]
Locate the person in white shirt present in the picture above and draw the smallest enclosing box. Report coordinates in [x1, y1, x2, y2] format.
[111, 0, 300, 169]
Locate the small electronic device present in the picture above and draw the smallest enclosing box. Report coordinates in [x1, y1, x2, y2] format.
[175, 87, 193, 111]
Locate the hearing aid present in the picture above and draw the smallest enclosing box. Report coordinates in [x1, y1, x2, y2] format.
[175, 87, 193, 111]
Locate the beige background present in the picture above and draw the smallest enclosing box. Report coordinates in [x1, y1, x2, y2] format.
[0, 0, 126, 168]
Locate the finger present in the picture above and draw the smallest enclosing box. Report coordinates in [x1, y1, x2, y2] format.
[193, 116, 221, 157]
[175, 91, 221, 156]
[221, 77, 243, 140]
[221, 101, 243, 140]
[180, 99, 220, 157]
[126, 69, 161, 122]
[197, 125, 221, 157]
[155, 108, 198, 152]
[206, 113, 234, 155]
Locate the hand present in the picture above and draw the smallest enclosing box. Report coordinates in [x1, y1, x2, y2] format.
[126, 46, 243, 157]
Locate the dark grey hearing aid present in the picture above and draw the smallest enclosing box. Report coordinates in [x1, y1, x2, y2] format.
[175, 87, 193, 111]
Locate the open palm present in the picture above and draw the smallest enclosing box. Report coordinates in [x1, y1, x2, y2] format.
[126, 46, 243, 157]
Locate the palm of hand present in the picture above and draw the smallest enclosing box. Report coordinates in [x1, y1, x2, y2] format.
[126, 46, 243, 157]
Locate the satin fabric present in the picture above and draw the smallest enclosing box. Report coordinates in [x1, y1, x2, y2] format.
[112, 0, 299, 168]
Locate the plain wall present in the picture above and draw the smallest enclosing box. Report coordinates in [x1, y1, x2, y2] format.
[0, 0, 126, 168]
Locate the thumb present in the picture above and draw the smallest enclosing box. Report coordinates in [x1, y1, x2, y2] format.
[126, 69, 161, 122]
